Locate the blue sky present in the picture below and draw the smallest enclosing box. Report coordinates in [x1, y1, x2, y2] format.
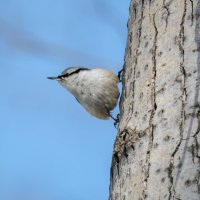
[0, 1, 130, 200]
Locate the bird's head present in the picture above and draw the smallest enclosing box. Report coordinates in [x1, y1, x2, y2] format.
[47, 67, 89, 85]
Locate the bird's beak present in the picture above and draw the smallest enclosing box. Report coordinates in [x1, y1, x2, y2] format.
[47, 76, 60, 80]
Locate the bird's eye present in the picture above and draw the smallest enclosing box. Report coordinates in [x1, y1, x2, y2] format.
[62, 73, 69, 78]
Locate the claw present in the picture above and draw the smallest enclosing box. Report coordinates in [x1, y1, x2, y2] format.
[118, 69, 124, 82]
[114, 121, 119, 129]
[110, 113, 120, 129]
[106, 107, 120, 128]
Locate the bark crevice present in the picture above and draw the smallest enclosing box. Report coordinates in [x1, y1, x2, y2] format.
[125, 2, 145, 128]
[189, 0, 194, 26]
[168, 1, 187, 198]
[162, 0, 171, 30]
[194, 0, 200, 172]
[143, 11, 158, 199]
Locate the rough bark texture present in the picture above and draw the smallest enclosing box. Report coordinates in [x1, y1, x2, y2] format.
[109, 0, 200, 199]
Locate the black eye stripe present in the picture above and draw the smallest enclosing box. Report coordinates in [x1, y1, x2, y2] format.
[59, 68, 89, 79]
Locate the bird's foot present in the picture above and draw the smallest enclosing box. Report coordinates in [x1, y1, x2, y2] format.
[109, 113, 120, 129]
[118, 69, 124, 82]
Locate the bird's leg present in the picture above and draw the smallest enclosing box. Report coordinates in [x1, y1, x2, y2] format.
[106, 107, 120, 128]
[109, 113, 120, 129]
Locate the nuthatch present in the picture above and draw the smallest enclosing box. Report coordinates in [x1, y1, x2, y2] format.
[48, 67, 119, 120]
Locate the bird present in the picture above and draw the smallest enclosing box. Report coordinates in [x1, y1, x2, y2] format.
[47, 67, 119, 120]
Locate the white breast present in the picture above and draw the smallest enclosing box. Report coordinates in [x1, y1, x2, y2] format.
[61, 68, 119, 119]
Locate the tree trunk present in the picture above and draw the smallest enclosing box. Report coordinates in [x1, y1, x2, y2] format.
[109, 0, 200, 199]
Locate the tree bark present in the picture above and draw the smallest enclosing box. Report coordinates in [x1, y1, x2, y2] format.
[109, 0, 200, 199]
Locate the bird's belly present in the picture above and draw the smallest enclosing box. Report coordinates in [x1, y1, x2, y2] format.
[77, 95, 110, 119]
